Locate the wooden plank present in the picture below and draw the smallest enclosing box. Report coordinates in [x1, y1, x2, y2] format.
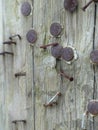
[71, 1, 95, 130]
[2, 0, 33, 130]
[1, 0, 98, 130]
[17, 122, 25, 130]
[60, 0, 95, 129]
[93, 3, 98, 130]
[0, 0, 5, 130]
[33, 0, 95, 130]
[33, 0, 62, 130]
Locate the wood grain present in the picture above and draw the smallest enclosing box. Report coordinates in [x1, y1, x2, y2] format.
[0, 0, 98, 130]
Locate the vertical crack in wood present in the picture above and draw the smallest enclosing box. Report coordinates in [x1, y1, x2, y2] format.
[32, 45, 36, 130]
[93, 5, 97, 50]
[93, 4, 97, 130]
[93, 4, 97, 104]
[31, 0, 35, 130]
[74, 63, 77, 130]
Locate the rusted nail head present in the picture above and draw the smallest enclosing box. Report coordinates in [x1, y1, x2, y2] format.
[57, 92, 62, 96]
[70, 77, 74, 81]
[50, 23, 62, 37]
[51, 44, 63, 59]
[26, 29, 37, 43]
[64, 0, 78, 12]
[62, 47, 74, 61]
[88, 101, 98, 116]
[21, 2, 31, 16]
[90, 50, 98, 64]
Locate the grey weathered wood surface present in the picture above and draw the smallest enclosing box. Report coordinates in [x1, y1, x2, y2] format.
[0, 0, 98, 130]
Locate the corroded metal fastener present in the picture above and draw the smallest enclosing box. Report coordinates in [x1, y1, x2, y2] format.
[82, 0, 98, 11]
[9, 34, 21, 40]
[62, 47, 74, 62]
[61, 46, 78, 64]
[90, 50, 98, 65]
[43, 102, 58, 107]
[3, 41, 16, 45]
[50, 23, 62, 37]
[12, 120, 26, 123]
[15, 72, 26, 77]
[43, 92, 62, 107]
[21, 2, 31, 16]
[51, 44, 63, 59]
[26, 29, 37, 43]
[40, 43, 59, 49]
[81, 100, 98, 129]
[60, 70, 74, 81]
[87, 100, 98, 116]
[0, 51, 14, 55]
[64, 0, 78, 12]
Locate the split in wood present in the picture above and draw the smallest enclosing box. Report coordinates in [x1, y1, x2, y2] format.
[12, 120, 26, 123]
[43, 92, 61, 107]
[3, 41, 16, 45]
[9, 34, 21, 40]
[82, 0, 98, 11]
[60, 70, 74, 82]
[15, 72, 26, 77]
[0, 51, 14, 55]
[40, 43, 58, 49]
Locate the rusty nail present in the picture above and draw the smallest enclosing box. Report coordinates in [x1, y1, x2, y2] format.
[60, 70, 73, 81]
[50, 23, 62, 37]
[9, 34, 21, 40]
[40, 43, 59, 49]
[44, 92, 61, 107]
[21, 2, 31, 16]
[15, 72, 26, 77]
[51, 44, 63, 59]
[64, 0, 78, 12]
[3, 41, 16, 45]
[82, 0, 98, 11]
[26, 29, 37, 43]
[12, 120, 26, 123]
[47, 92, 61, 104]
[0, 51, 14, 55]
[43, 103, 53, 107]
[90, 50, 98, 65]
[82, 0, 93, 11]
[61, 47, 74, 62]
[43, 101, 58, 107]
[87, 100, 98, 116]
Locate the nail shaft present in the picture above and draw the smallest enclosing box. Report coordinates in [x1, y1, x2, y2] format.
[82, 0, 93, 11]
[60, 71, 73, 81]
[43, 102, 57, 107]
[3, 41, 16, 45]
[15, 72, 26, 77]
[0, 51, 14, 55]
[48, 92, 61, 104]
[9, 34, 21, 40]
[12, 120, 26, 123]
[43, 92, 61, 107]
[40, 43, 58, 49]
